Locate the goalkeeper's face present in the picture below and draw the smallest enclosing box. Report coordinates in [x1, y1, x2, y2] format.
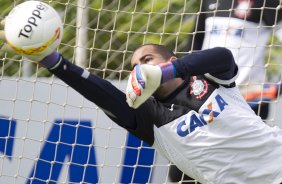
[131, 44, 183, 99]
[131, 45, 175, 67]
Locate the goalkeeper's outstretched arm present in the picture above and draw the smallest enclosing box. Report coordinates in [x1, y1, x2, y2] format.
[42, 53, 138, 130]
[0, 19, 138, 132]
[0, 19, 159, 145]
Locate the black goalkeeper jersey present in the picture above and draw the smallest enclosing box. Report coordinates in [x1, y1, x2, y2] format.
[46, 47, 282, 183]
[49, 47, 237, 146]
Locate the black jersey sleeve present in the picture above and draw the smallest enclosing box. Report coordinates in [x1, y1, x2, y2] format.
[172, 47, 238, 86]
[47, 56, 162, 145]
[48, 56, 137, 130]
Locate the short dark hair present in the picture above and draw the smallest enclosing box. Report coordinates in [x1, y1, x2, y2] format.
[134, 44, 175, 60]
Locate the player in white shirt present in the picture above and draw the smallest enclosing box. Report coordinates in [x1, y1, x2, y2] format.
[172, 1, 282, 181]
[187, 0, 282, 120]
[173, 0, 282, 183]
[126, 44, 282, 184]
[173, 0, 282, 181]
[1, 18, 282, 184]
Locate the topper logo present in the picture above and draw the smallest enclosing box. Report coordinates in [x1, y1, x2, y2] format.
[18, 3, 48, 38]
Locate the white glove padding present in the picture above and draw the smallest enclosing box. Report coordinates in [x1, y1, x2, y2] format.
[126, 64, 162, 109]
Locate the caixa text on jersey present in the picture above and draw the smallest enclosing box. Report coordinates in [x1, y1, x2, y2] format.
[177, 94, 228, 137]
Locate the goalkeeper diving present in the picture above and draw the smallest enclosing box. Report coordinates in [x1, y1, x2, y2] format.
[1, 17, 282, 184]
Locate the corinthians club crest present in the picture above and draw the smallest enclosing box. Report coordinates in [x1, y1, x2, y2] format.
[189, 76, 208, 99]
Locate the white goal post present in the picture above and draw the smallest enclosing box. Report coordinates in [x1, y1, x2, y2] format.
[0, 0, 282, 183]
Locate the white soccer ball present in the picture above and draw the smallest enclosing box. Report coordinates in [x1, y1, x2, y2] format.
[4, 1, 63, 58]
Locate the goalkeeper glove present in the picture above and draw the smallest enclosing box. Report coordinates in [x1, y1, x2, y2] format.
[126, 62, 177, 109]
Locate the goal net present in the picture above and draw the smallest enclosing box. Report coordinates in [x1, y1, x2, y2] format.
[0, 0, 281, 183]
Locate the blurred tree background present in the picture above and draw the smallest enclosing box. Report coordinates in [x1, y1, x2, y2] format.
[0, 0, 281, 81]
[0, 0, 199, 78]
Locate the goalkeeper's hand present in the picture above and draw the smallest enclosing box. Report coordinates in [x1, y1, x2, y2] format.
[126, 62, 176, 109]
[0, 19, 55, 63]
